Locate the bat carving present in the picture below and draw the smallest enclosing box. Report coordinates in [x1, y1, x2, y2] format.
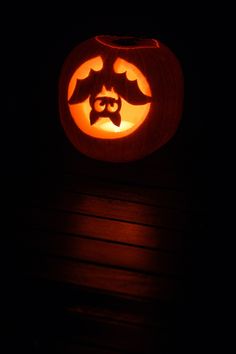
[90, 96, 122, 127]
[68, 64, 152, 127]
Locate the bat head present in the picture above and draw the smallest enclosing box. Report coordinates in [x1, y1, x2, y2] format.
[89, 93, 122, 127]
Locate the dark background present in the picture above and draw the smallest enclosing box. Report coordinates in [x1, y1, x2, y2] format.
[3, 11, 208, 176]
[3, 9, 209, 354]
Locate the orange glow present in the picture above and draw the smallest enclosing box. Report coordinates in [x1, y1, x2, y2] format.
[68, 56, 103, 100]
[113, 58, 151, 96]
[96, 86, 118, 99]
[68, 57, 152, 139]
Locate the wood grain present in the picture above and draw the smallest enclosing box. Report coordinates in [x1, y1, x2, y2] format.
[37, 173, 188, 210]
[27, 255, 181, 300]
[21, 229, 182, 275]
[19, 207, 184, 252]
[32, 191, 189, 230]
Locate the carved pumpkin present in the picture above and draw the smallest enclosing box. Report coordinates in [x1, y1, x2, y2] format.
[59, 35, 184, 162]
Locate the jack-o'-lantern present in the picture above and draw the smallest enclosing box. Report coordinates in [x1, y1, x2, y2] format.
[59, 35, 184, 162]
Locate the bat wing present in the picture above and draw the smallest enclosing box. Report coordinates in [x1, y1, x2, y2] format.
[68, 70, 151, 106]
[68, 70, 102, 104]
[113, 72, 152, 105]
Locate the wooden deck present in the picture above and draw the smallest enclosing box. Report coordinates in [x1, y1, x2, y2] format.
[6, 126, 207, 354]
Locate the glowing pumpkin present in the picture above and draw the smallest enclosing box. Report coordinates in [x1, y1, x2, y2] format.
[59, 35, 184, 162]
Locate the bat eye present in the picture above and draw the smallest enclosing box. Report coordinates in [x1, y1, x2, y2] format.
[107, 102, 119, 113]
[94, 99, 106, 112]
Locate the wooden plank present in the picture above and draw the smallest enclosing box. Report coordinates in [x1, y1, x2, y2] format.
[37, 173, 188, 210]
[25, 277, 174, 327]
[9, 285, 172, 353]
[41, 341, 134, 354]
[19, 207, 184, 252]
[42, 342, 125, 354]
[21, 230, 182, 275]
[27, 255, 180, 300]
[33, 191, 188, 230]
[63, 298, 173, 331]
[37, 316, 170, 354]
[22, 289, 173, 353]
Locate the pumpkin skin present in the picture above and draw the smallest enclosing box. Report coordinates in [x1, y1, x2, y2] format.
[59, 35, 184, 162]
